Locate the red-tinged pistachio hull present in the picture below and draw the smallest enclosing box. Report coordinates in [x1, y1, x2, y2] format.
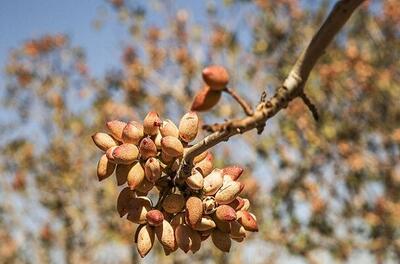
[106, 120, 127, 141]
[236, 210, 258, 232]
[215, 205, 237, 221]
[97, 154, 115, 181]
[112, 143, 139, 164]
[222, 165, 244, 181]
[92, 132, 118, 151]
[139, 137, 157, 160]
[202, 65, 229, 91]
[127, 197, 152, 224]
[146, 210, 164, 226]
[195, 152, 213, 176]
[143, 111, 161, 136]
[105, 146, 118, 163]
[228, 197, 245, 211]
[191, 85, 221, 112]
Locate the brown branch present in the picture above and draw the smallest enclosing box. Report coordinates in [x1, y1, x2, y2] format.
[223, 87, 254, 116]
[177, 0, 365, 181]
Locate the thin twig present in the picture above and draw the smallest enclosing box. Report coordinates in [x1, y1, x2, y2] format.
[223, 87, 254, 116]
[177, 0, 365, 182]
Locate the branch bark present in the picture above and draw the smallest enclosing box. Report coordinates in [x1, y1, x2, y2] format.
[177, 0, 365, 182]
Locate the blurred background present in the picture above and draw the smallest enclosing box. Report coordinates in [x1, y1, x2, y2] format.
[0, 0, 399, 263]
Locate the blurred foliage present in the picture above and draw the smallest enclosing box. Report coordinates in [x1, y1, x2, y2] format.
[0, 0, 399, 263]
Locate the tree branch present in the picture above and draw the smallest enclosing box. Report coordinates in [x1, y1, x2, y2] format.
[177, 0, 365, 181]
[223, 87, 254, 116]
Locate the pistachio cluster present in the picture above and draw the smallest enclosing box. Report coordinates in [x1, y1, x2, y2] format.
[92, 104, 258, 257]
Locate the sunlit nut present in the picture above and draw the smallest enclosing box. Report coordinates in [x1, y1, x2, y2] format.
[241, 198, 250, 211]
[185, 168, 204, 190]
[192, 150, 209, 164]
[143, 111, 161, 136]
[97, 154, 115, 181]
[211, 229, 231, 252]
[112, 143, 139, 164]
[178, 112, 199, 143]
[160, 119, 179, 138]
[228, 197, 245, 211]
[236, 211, 258, 232]
[117, 187, 136, 217]
[170, 212, 185, 229]
[105, 146, 118, 163]
[106, 120, 127, 141]
[135, 176, 154, 194]
[185, 196, 203, 227]
[192, 216, 216, 231]
[127, 196, 152, 224]
[162, 194, 185, 214]
[154, 131, 162, 149]
[175, 225, 201, 253]
[203, 169, 223, 195]
[195, 152, 213, 176]
[144, 157, 161, 183]
[222, 166, 243, 181]
[202, 65, 229, 91]
[92, 132, 118, 151]
[139, 137, 157, 160]
[146, 209, 164, 226]
[155, 220, 176, 252]
[212, 214, 231, 233]
[122, 121, 144, 145]
[215, 205, 236, 222]
[161, 136, 184, 158]
[191, 85, 221, 112]
[127, 162, 145, 190]
[136, 224, 155, 258]
[215, 181, 243, 205]
[203, 196, 217, 215]
[229, 220, 246, 239]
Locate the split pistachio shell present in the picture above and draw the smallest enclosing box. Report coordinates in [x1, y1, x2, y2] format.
[127, 197, 152, 224]
[122, 121, 144, 145]
[215, 180, 243, 205]
[192, 216, 216, 231]
[115, 163, 131, 185]
[143, 111, 161, 136]
[222, 165, 243, 181]
[117, 187, 136, 217]
[92, 132, 118, 151]
[229, 220, 246, 239]
[155, 220, 176, 251]
[236, 210, 258, 232]
[203, 169, 223, 195]
[135, 176, 154, 194]
[97, 154, 115, 181]
[160, 119, 179, 138]
[144, 157, 161, 183]
[185, 169, 204, 190]
[139, 137, 157, 160]
[161, 136, 184, 158]
[195, 152, 213, 176]
[106, 120, 127, 141]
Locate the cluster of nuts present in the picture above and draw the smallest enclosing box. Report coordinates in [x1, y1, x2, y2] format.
[91, 66, 258, 257]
